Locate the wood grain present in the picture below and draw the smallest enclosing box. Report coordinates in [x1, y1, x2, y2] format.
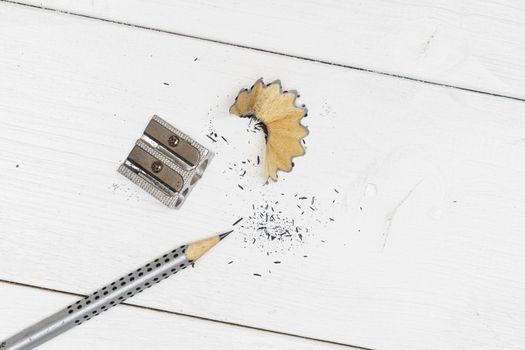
[1, 2, 525, 350]
[0, 282, 349, 349]
[8, 0, 525, 100]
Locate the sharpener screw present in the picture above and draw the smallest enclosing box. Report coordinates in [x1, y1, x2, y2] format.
[168, 135, 179, 147]
[151, 161, 163, 173]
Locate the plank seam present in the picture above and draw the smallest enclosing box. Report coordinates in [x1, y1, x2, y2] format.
[0, 278, 373, 350]
[2, 0, 525, 103]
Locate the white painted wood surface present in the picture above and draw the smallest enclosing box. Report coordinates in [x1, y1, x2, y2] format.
[12, 0, 525, 100]
[1, 2, 525, 350]
[0, 282, 348, 349]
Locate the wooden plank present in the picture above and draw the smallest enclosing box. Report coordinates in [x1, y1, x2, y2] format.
[1, 3, 525, 350]
[9, 0, 525, 100]
[0, 282, 348, 349]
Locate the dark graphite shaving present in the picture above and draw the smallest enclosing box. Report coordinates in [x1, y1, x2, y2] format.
[236, 191, 339, 254]
[241, 115, 269, 142]
[221, 149, 339, 255]
[243, 199, 307, 252]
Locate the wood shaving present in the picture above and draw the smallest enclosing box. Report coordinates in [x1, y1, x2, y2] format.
[230, 79, 308, 182]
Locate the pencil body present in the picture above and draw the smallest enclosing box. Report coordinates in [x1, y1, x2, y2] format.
[2, 245, 191, 350]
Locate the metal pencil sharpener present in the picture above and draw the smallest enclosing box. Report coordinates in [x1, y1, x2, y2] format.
[118, 115, 213, 209]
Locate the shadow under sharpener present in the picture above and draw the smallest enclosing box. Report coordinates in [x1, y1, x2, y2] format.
[118, 115, 213, 209]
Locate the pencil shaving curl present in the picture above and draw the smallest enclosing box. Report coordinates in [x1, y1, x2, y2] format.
[230, 79, 308, 182]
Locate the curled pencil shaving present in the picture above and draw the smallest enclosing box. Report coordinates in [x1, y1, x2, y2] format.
[230, 79, 308, 182]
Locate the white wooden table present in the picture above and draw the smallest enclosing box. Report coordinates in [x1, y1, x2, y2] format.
[1, 1, 525, 349]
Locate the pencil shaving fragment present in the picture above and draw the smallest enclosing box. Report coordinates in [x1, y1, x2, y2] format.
[230, 79, 308, 182]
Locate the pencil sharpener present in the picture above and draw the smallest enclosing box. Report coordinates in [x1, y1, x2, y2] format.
[118, 115, 213, 209]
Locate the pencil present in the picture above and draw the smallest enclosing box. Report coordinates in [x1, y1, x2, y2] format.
[1, 231, 232, 350]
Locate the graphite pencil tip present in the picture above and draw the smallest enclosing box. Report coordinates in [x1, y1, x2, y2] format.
[219, 230, 234, 240]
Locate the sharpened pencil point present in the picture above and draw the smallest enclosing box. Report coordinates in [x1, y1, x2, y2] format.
[219, 230, 234, 240]
[185, 231, 231, 261]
